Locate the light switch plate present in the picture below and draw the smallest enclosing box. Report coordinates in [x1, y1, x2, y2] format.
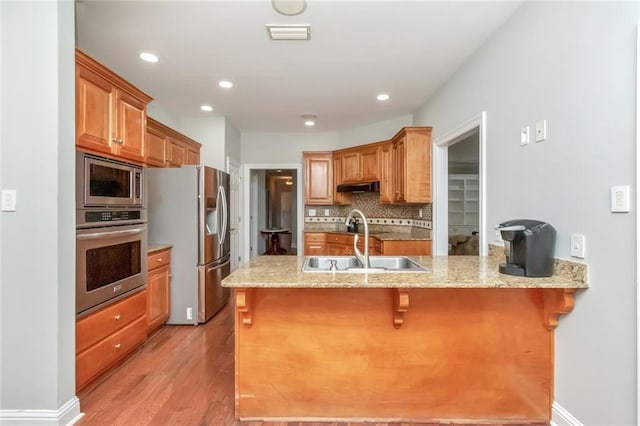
[520, 126, 530, 146]
[570, 234, 585, 258]
[535, 120, 547, 142]
[308, 208, 316, 216]
[611, 185, 630, 212]
[1, 189, 16, 211]
[324, 209, 330, 216]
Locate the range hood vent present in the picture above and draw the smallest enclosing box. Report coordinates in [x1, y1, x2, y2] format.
[336, 181, 380, 193]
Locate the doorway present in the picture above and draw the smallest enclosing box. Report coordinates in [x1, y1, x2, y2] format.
[243, 163, 303, 261]
[433, 112, 487, 257]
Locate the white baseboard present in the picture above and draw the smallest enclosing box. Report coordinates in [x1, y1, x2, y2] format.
[551, 401, 583, 426]
[0, 396, 83, 426]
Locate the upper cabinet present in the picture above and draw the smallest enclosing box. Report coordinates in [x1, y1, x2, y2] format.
[304, 152, 333, 205]
[146, 117, 201, 168]
[378, 141, 394, 203]
[337, 143, 380, 183]
[391, 127, 432, 203]
[332, 152, 352, 206]
[75, 49, 152, 164]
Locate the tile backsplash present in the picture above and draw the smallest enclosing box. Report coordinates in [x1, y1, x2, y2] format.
[305, 192, 432, 227]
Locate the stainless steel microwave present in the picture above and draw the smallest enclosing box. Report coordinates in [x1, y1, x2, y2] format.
[76, 152, 144, 208]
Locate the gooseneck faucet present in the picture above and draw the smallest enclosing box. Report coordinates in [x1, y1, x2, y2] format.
[345, 209, 370, 268]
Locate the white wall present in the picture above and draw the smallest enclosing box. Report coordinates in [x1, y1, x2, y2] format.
[179, 116, 226, 170]
[241, 132, 341, 164]
[339, 114, 413, 147]
[225, 119, 241, 164]
[414, 2, 638, 423]
[1, 0, 77, 419]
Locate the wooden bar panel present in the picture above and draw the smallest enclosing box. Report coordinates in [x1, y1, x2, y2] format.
[235, 288, 553, 423]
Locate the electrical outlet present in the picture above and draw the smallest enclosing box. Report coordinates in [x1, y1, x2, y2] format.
[535, 120, 547, 142]
[494, 229, 502, 242]
[186, 307, 193, 320]
[419, 208, 423, 218]
[308, 209, 316, 216]
[520, 126, 530, 146]
[570, 234, 585, 258]
[324, 209, 330, 216]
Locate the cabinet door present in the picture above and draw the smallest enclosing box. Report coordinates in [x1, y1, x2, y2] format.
[304, 152, 333, 205]
[115, 91, 146, 163]
[341, 151, 360, 183]
[145, 127, 167, 167]
[167, 138, 186, 167]
[332, 153, 352, 206]
[379, 142, 393, 203]
[359, 146, 379, 181]
[326, 243, 347, 255]
[392, 137, 406, 202]
[147, 264, 170, 332]
[76, 64, 115, 156]
[186, 146, 200, 165]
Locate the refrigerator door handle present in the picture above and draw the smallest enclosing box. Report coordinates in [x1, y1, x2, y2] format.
[219, 185, 228, 247]
[206, 257, 231, 273]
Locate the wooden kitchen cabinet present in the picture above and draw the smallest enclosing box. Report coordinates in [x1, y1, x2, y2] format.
[146, 117, 202, 167]
[337, 143, 380, 183]
[391, 127, 432, 203]
[303, 152, 333, 205]
[378, 141, 394, 203]
[76, 290, 147, 391]
[304, 233, 327, 255]
[332, 152, 352, 205]
[76, 49, 152, 164]
[147, 248, 171, 334]
[375, 239, 432, 256]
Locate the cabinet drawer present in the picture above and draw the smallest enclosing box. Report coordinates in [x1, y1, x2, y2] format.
[326, 233, 353, 245]
[304, 232, 326, 243]
[148, 249, 170, 270]
[76, 315, 147, 390]
[76, 290, 147, 354]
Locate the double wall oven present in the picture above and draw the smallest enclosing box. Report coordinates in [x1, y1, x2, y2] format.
[76, 152, 147, 316]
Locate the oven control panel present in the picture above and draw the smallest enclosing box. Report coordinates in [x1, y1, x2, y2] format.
[84, 210, 142, 223]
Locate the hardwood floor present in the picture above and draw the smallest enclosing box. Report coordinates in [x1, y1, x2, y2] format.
[78, 300, 547, 426]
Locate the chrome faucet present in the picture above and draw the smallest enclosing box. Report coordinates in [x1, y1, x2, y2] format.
[345, 209, 370, 268]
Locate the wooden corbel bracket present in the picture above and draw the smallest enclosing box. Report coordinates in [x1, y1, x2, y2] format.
[543, 288, 576, 330]
[236, 289, 254, 327]
[392, 288, 410, 328]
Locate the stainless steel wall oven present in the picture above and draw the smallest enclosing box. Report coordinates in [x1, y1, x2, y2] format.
[76, 152, 147, 316]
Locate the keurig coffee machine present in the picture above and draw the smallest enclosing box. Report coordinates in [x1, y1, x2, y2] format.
[495, 219, 556, 277]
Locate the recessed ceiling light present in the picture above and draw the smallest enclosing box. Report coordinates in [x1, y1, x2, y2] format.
[304, 120, 315, 127]
[200, 105, 213, 112]
[218, 80, 233, 89]
[377, 93, 390, 101]
[272, 0, 306, 16]
[139, 52, 159, 63]
[266, 25, 311, 40]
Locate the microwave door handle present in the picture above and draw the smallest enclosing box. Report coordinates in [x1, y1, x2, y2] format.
[77, 227, 146, 240]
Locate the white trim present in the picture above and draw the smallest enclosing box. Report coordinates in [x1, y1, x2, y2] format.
[551, 401, 583, 426]
[636, 19, 640, 426]
[0, 397, 83, 426]
[433, 111, 487, 256]
[242, 163, 303, 262]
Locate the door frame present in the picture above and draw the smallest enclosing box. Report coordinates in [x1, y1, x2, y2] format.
[226, 157, 241, 271]
[243, 163, 303, 262]
[635, 19, 639, 424]
[433, 111, 487, 256]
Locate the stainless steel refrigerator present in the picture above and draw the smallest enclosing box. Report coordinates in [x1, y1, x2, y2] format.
[147, 165, 230, 324]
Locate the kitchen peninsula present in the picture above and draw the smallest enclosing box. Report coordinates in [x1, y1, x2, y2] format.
[222, 253, 587, 424]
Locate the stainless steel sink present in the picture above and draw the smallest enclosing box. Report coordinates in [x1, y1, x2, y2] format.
[302, 256, 427, 273]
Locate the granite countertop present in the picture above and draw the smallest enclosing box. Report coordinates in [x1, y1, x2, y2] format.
[221, 255, 588, 290]
[148, 243, 173, 253]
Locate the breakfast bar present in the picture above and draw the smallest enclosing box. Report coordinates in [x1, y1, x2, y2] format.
[222, 253, 587, 424]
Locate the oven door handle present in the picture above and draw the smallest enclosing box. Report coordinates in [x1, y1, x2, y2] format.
[77, 227, 146, 240]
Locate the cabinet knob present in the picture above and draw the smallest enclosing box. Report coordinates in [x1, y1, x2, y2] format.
[114, 314, 121, 320]
[112, 138, 118, 143]
[114, 343, 121, 349]
[156, 258, 163, 262]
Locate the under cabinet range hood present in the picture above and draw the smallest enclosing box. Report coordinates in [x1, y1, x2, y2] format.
[336, 181, 380, 193]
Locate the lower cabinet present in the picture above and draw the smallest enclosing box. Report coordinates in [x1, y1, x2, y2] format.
[147, 248, 171, 333]
[304, 232, 431, 256]
[75, 290, 147, 391]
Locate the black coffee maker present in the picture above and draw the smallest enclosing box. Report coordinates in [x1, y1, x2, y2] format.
[495, 219, 556, 277]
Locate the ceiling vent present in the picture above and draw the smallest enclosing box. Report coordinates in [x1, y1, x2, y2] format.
[266, 25, 311, 40]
